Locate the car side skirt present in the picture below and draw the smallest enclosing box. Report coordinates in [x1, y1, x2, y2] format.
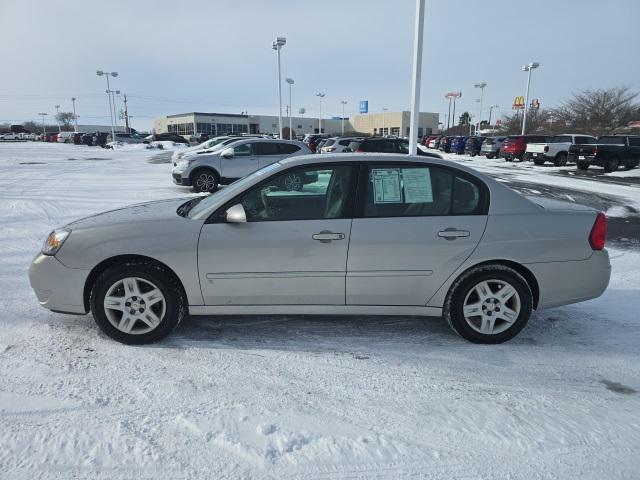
[189, 305, 443, 317]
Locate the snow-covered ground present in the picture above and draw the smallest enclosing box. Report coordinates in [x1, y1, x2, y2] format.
[1, 143, 639, 479]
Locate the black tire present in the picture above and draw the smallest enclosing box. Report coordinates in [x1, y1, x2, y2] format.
[623, 161, 638, 171]
[604, 157, 619, 173]
[577, 160, 589, 170]
[444, 264, 533, 344]
[554, 152, 568, 167]
[90, 261, 186, 344]
[191, 169, 219, 193]
[485, 154, 494, 159]
[533, 157, 545, 166]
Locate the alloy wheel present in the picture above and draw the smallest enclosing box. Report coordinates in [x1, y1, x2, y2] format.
[103, 277, 166, 334]
[462, 279, 521, 335]
[195, 172, 217, 192]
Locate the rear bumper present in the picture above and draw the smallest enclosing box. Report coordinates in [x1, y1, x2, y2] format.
[527, 250, 611, 309]
[28, 253, 90, 314]
[568, 154, 597, 164]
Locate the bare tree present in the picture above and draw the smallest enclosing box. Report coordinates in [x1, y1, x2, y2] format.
[498, 109, 554, 135]
[55, 111, 77, 131]
[552, 87, 640, 136]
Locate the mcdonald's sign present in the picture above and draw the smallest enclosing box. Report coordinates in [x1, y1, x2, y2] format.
[513, 96, 525, 110]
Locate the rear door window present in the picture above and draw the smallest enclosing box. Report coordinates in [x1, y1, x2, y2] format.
[256, 142, 280, 155]
[277, 143, 300, 154]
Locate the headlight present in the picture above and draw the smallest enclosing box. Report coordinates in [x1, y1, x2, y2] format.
[41, 229, 71, 256]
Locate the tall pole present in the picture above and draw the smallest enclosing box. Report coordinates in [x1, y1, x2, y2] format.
[446, 97, 452, 130]
[272, 37, 286, 138]
[71, 98, 78, 132]
[452, 97, 458, 129]
[110, 89, 119, 130]
[521, 62, 540, 135]
[123, 94, 130, 133]
[38, 113, 47, 136]
[54, 105, 61, 132]
[286, 78, 294, 139]
[340, 100, 347, 136]
[474, 82, 486, 135]
[408, 0, 425, 155]
[316, 93, 325, 134]
[104, 74, 116, 141]
[382, 107, 387, 136]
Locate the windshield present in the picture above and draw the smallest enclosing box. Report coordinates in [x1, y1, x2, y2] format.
[187, 162, 284, 218]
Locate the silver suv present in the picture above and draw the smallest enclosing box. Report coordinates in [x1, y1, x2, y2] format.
[172, 138, 311, 192]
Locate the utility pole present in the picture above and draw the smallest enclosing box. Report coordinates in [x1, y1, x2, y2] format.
[340, 100, 347, 136]
[272, 37, 286, 138]
[382, 107, 388, 136]
[521, 62, 540, 134]
[316, 93, 325, 134]
[474, 82, 487, 135]
[71, 98, 79, 132]
[123, 94, 130, 133]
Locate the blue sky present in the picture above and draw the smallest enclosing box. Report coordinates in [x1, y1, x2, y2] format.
[1, 0, 638, 131]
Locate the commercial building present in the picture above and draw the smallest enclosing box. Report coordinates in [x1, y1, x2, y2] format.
[154, 110, 438, 137]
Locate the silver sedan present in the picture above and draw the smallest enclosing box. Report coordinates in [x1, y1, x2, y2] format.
[29, 154, 611, 344]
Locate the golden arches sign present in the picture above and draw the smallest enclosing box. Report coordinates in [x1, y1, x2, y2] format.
[512, 96, 525, 109]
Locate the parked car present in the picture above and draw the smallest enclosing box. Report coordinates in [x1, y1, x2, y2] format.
[49, 133, 58, 143]
[56, 131, 77, 143]
[93, 132, 108, 147]
[346, 137, 441, 158]
[106, 132, 150, 145]
[428, 136, 443, 149]
[439, 136, 452, 153]
[450, 136, 469, 155]
[568, 135, 640, 172]
[320, 137, 363, 153]
[303, 134, 330, 152]
[315, 139, 328, 153]
[464, 136, 487, 157]
[499, 135, 550, 162]
[525, 134, 598, 166]
[422, 135, 438, 146]
[145, 133, 189, 144]
[172, 138, 311, 192]
[480, 136, 506, 159]
[29, 153, 611, 345]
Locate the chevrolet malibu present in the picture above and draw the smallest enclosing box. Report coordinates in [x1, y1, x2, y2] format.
[29, 154, 611, 344]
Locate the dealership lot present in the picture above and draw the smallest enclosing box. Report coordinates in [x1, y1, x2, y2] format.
[1, 143, 639, 479]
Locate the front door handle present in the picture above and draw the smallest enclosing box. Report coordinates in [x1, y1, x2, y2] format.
[438, 228, 470, 240]
[312, 231, 345, 243]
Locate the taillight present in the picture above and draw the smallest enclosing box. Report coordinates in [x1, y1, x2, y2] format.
[544, 145, 549, 153]
[589, 212, 607, 250]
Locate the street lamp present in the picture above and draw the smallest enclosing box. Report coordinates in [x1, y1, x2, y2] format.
[408, 0, 426, 155]
[272, 37, 286, 138]
[382, 107, 388, 136]
[521, 62, 540, 134]
[38, 113, 48, 136]
[316, 93, 325, 134]
[54, 104, 61, 132]
[71, 97, 79, 132]
[96, 70, 118, 141]
[488, 104, 499, 126]
[285, 77, 294, 139]
[340, 100, 347, 135]
[473, 82, 487, 135]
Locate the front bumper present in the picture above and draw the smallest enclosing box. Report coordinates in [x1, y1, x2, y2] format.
[28, 253, 90, 314]
[172, 171, 192, 186]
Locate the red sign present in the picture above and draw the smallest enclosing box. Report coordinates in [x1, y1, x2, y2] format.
[445, 92, 462, 99]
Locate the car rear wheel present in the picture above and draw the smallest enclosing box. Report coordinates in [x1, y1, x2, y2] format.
[444, 265, 533, 344]
[533, 157, 545, 166]
[192, 169, 219, 193]
[485, 154, 494, 159]
[604, 157, 619, 173]
[577, 160, 589, 170]
[90, 262, 186, 344]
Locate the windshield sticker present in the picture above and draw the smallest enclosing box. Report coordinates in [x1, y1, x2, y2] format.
[372, 168, 402, 204]
[402, 168, 433, 203]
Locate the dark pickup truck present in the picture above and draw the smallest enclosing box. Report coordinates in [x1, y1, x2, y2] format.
[568, 135, 640, 172]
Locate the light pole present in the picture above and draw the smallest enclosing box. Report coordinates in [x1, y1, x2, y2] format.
[340, 100, 347, 136]
[38, 113, 47, 137]
[96, 70, 118, 141]
[488, 104, 499, 126]
[521, 62, 540, 135]
[285, 77, 294, 139]
[382, 107, 388, 136]
[54, 105, 61, 132]
[474, 82, 487, 135]
[272, 37, 286, 138]
[71, 98, 79, 132]
[316, 93, 325, 134]
[408, 0, 425, 155]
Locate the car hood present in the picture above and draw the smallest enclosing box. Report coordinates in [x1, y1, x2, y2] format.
[64, 198, 192, 230]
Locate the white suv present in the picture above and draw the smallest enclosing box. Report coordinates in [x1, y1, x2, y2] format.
[172, 139, 312, 192]
[320, 137, 363, 153]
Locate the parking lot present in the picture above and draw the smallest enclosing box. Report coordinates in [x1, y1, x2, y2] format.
[1, 142, 639, 479]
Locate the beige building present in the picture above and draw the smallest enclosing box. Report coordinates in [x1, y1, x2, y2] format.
[351, 111, 438, 138]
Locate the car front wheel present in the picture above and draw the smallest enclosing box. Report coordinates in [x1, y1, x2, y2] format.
[91, 262, 186, 344]
[444, 265, 533, 344]
[192, 169, 219, 193]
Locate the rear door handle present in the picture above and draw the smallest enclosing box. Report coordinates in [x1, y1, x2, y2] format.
[438, 228, 470, 240]
[313, 231, 345, 243]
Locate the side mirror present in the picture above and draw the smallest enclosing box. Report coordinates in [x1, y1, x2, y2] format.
[221, 147, 234, 159]
[225, 203, 246, 223]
